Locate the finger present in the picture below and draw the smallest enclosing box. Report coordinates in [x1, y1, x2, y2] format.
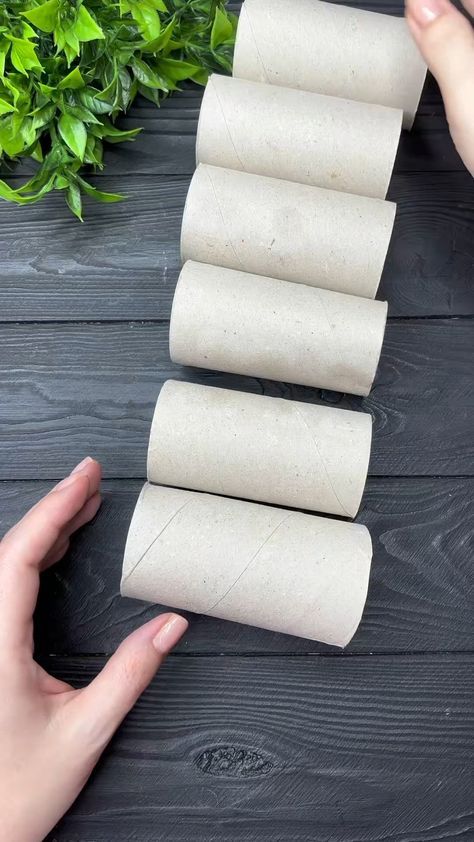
[3, 457, 100, 558]
[42, 538, 70, 569]
[69, 614, 188, 750]
[461, 0, 474, 16]
[65, 491, 102, 541]
[42, 492, 102, 570]
[0, 462, 99, 651]
[406, 0, 474, 174]
[34, 662, 74, 695]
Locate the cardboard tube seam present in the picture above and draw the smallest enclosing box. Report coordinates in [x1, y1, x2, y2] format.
[180, 165, 396, 299]
[292, 404, 352, 518]
[206, 511, 294, 613]
[169, 262, 388, 397]
[233, 0, 427, 129]
[241, 3, 270, 83]
[209, 76, 247, 171]
[147, 380, 373, 517]
[120, 496, 194, 590]
[121, 484, 373, 646]
[197, 75, 403, 199]
[204, 165, 247, 272]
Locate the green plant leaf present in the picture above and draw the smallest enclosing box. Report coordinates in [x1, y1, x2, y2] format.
[73, 5, 105, 42]
[22, 0, 60, 33]
[0, 97, 17, 116]
[76, 175, 124, 202]
[141, 19, 175, 53]
[191, 67, 209, 85]
[79, 87, 114, 114]
[58, 66, 85, 90]
[39, 82, 56, 96]
[210, 7, 234, 50]
[64, 104, 101, 124]
[128, 0, 161, 41]
[31, 140, 43, 162]
[94, 123, 141, 142]
[156, 57, 202, 82]
[8, 37, 43, 75]
[0, 0, 237, 217]
[58, 112, 87, 160]
[146, 0, 167, 10]
[66, 181, 83, 220]
[22, 22, 37, 40]
[130, 56, 170, 89]
[31, 103, 56, 129]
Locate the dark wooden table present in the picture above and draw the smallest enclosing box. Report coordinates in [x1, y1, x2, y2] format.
[1, 1, 473, 838]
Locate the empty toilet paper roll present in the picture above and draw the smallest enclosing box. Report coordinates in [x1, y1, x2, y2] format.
[233, 0, 427, 129]
[148, 380, 372, 518]
[196, 74, 402, 199]
[170, 261, 388, 397]
[181, 165, 396, 299]
[121, 483, 373, 646]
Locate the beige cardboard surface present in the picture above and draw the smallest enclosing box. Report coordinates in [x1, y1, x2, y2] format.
[180, 165, 396, 299]
[233, 0, 427, 129]
[170, 261, 387, 397]
[148, 380, 372, 517]
[196, 74, 402, 199]
[121, 483, 373, 646]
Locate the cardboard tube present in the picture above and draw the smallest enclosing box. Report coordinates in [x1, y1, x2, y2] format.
[196, 74, 402, 199]
[121, 483, 372, 646]
[233, 0, 427, 129]
[147, 380, 372, 518]
[180, 165, 396, 299]
[169, 261, 388, 397]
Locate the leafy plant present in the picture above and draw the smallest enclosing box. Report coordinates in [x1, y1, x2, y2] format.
[0, 0, 236, 218]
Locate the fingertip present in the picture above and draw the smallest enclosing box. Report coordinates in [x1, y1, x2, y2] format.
[405, 0, 451, 28]
[71, 456, 95, 475]
[53, 472, 90, 495]
[152, 613, 189, 654]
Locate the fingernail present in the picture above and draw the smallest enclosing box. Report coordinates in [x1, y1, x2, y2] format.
[410, 0, 444, 25]
[71, 456, 93, 475]
[54, 473, 83, 492]
[153, 614, 188, 654]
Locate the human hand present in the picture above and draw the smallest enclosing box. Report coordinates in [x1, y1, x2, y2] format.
[0, 458, 188, 842]
[406, 0, 474, 175]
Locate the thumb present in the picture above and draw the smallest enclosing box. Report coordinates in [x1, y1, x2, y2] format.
[405, 0, 474, 175]
[72, 613, 188, 749]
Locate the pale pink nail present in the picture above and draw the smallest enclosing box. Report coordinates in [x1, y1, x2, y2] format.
[153, 614, 188, 654]
[410, 0, 444, 25]
[71, 456, 93, 475]
[54, 473, 83, 492]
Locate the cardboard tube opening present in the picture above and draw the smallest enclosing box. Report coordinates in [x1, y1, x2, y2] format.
[233, 0, 427, 129]
[121, 483, 373, 647]
[169, 261, 388, 397]
[180, 164, 396, 299]
[197, 74, 402, 199]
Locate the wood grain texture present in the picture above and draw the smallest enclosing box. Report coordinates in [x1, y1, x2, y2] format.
[0, 172, 473, 322]
[0, 78, 461, 183]
[4, 477, 461, 655]
[43, 653, 474, 841]
[0, 320, 472, 480]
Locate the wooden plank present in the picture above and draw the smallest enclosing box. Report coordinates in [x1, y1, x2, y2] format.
[0, 172, 472, 322]
[2, 477, 461, 655]
[58, 78, 462, 178]
[0, 79, 460, 184]
[43, 653, 474, 841]
[1, 476, 471, 655]
[0, 320, 472, 480]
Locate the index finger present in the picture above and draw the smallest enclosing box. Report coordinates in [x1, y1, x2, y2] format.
[0, 460, 100, 653]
